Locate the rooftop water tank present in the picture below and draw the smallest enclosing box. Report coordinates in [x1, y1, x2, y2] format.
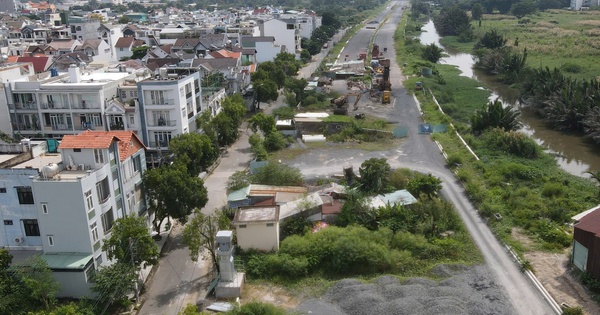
[41, 163, 60, 178]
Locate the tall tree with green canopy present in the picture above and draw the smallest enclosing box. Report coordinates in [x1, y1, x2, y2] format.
[143, 162, 209, 230]
[102, 215, 160, 268]
[254, 79, 279, 110]
[169, 133, 217, 176]
[91, 262, 136, 308]
[11, 255, 61, 310]
[182, 209, 231, 271]
[357, 158, 392, 194]
[248, 113, 276, 134]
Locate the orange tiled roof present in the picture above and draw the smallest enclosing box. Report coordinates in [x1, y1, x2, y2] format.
[210, 49, 241, 59]
[59, 130, 146, 161]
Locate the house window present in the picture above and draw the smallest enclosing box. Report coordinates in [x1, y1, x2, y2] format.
[133, 155, 141, 173]
[16, 186, 34, 204]
[74, 148, 81, 152]
[238, 225, 247, 228]
[153, 131, 172, 147]
[94, 149, 105, 164]
[101, 209, 114, 233]
[4, 220, 13, 225]
[119, 47, 124, 51]
[95, 255, 103, 267]
[266, 223, 274, 227]
[96, 177, 110, 204]
[129, 114, 135, 125]
[85, 190, 94, 210]
[0, 187, 6, 193]
[287, 24, 295, 29]
[23, 219, 40, 236]
[85, 265, 95, 283]
[48, 235, 54, 246]
[91, 222, 99, 243]
[42, 203, 48, 214]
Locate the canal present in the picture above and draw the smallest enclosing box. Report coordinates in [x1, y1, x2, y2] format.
[418, 20, 600, 177]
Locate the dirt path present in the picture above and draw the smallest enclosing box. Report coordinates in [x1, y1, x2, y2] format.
[512, 229, 600, 314]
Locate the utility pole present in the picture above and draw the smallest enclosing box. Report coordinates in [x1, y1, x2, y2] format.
[128, 237, 140, 304]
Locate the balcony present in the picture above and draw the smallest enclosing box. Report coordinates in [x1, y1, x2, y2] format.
[41, 102, 69, 110]
[13, 123, 41, 131]
[76, 122, 97, 130]
[148, 141, 170, 148]
[11, 102, 38, 110]
[148, 119, 176, 127]
[145, 98, 175, 106]
[44, 123, 73, 131]
[72, 102, 101, 110]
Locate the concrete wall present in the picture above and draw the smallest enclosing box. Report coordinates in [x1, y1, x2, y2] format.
[54, 269, 94, 298]
[0, 168, 41, 247]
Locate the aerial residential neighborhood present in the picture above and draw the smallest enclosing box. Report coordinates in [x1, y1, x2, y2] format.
[3, 0, 600, 315]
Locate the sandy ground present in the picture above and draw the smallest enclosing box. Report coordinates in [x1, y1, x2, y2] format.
[512, 229, 600, 314]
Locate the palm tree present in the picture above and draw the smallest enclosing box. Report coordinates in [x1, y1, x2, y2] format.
[470, 99, 522, 134]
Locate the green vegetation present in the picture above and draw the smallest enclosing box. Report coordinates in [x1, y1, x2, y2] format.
[398, 7, 598, 252]
[178, 301, 289, 315]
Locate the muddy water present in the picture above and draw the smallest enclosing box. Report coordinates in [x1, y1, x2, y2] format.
[418, 20, 600, 177]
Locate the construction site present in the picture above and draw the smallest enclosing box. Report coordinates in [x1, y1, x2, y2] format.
[323, 44, 393, 118]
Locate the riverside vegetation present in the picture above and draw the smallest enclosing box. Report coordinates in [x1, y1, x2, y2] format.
[400, 3, 599, 256]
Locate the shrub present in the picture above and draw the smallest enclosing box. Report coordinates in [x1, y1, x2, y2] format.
[541, 182, 567, 198]
[446, 153, 463, 167]
[264, 132, 287, 152]
[560, 62, 583, 74]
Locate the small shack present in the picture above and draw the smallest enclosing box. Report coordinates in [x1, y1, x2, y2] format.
[572, 205, 600, 279]
[233, 206, 280, 251]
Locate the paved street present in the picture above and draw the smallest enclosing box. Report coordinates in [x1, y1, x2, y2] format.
[137, 3, 555, 314]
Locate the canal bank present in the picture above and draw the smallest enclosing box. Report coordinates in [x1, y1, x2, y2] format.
[418, 19, 600, 177]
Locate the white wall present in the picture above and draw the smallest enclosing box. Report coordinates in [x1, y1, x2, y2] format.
[235, 222, 279, 251]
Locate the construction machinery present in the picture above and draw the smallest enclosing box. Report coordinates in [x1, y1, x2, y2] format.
[330, 92, 362, 115]
[378, 58, 391, 104]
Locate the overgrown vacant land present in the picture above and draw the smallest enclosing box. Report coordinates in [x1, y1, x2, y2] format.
[443, 10, 600, 79]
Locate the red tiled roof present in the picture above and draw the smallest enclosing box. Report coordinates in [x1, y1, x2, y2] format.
[210, 49, 241, 59]
[59, 130, 146, 161]
[576, 208, 600, 236]
[16, 56, 49, 73]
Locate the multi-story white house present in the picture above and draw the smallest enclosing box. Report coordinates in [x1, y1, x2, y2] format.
[6, 64, 134, 138]
[240, 35, 282, 63]
[0, 61, 35, 135]
[259, 18, 301, 57]
[31, 130, 148, 297]
[0, 130, 148, 298]
[137, 70, 203, 149]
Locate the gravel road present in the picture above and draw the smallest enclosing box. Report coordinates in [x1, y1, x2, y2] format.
[295, 265, 517, 315]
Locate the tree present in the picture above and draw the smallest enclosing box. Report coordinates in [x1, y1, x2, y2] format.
[169, 133, 217, 176]
[143, 162, 209, 230]
[421, 43, 444, 63]
[102, 215, 159, 268]
[254, 79, 279, 109]
[471, 3, 484, 21]
[470, 99, 522, 134]
[357, 158, 391, 194]
[227, 170, 251, 192]
[248, 113, 276, 134]
[433, 6, 471, 37]
[182, 210, 231, 272]
[284, 78, 308, 105]
[248, 133, 268, 161]
[251, 162, 304, 186]
[511, 1, 537, 18]
[405, 173, 443, 199]
[130, 46, 149, 60]
[27, 302, 95, 315]
[474, 29, 507, 50]
[91, 263, 136, 306]
[11, 255, 61, 310]
[263, 132, 287, 152]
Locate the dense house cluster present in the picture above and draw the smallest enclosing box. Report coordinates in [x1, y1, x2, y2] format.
[0, 2, 325, 299]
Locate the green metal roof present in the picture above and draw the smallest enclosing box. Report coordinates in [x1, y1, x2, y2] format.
[227, 185, 251, 202]
[40, 253, 93, 270]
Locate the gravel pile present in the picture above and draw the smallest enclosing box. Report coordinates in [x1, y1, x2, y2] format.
[295, 265, 516, 315]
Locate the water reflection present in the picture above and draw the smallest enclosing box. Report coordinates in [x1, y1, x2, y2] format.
[417, 20, 600, 177]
